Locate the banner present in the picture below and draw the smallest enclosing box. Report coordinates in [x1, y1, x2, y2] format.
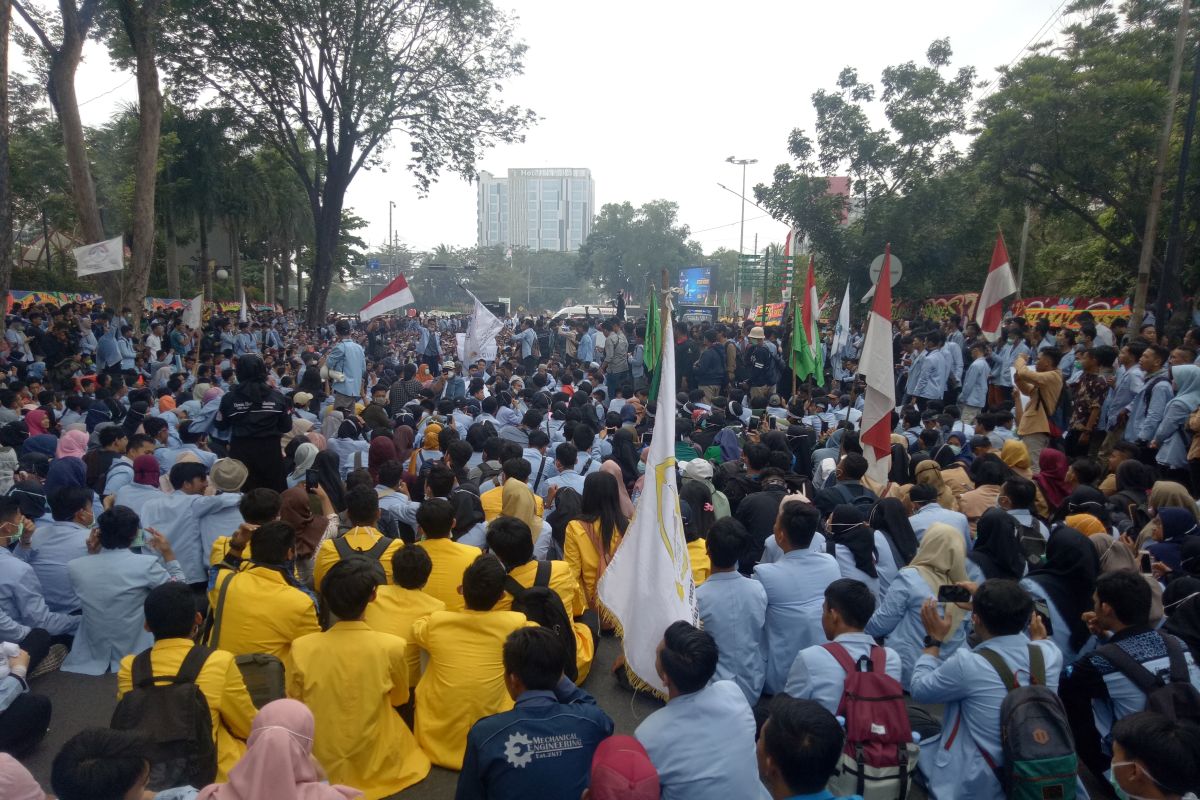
[182, 294, 203, 331]
[8, 290, 103, 311]
[73, 236, 125, 276]
[462, 287, 505, 364]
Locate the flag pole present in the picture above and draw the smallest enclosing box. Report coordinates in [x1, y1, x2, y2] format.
[791, 255, 800, 397]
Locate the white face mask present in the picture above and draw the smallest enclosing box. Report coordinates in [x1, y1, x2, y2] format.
[1108, 761, 1159, 800]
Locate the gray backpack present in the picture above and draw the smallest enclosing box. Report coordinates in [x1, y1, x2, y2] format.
[978, 645, 1077, 800]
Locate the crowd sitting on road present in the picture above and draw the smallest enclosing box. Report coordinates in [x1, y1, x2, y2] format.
[0, 300, 1196, 799]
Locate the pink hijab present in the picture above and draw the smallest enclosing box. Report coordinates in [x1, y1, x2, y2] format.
[0, 753, 44, 800]
[23, 408, 48, 437]
[600, 459, 635, 519]
[196, 699, 361, 800]
[55, 429, 88, 460]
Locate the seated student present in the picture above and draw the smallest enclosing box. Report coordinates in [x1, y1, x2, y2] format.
[910, 579, 1068, 800]
[412, 555, 534, 769]
[50, 727, 196, 800]
[205, 520, 320, 663]
[813, 453, 879, 517]
[540, 442, 586, 500]
[0, 642, 50, 758]
[198, 457, 248, 557]
[416, 497, 482, 612]
[753, 500, 841, 696]
[696, 518, 767, 706]
[488, 515, 595, 683]
[287, 558, 431, 797]
[117, 582, 257, 781]
[457, 627, 615, 800]
[481, 457, 545, 522]
[102, 432, 157, 499]
[140, 461, 242, 591]
[635, 621, 767, 800]
[1109, 711, 1200, 800]
[784, 578, 903, 712]
[1060, 569, 1200, 783]
[14, 485, 93, 614]
[0, 495, 79, 675]
[208, 487, 283, 566]
[363, 546, 446, 689]
[907, 484, 971, 548]
[999, 475, 1050, 540]
[312, 485, 403, 592]
[757, 696, 860, 800]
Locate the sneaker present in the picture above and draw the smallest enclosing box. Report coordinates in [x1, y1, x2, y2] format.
[29, 643, 68, 679]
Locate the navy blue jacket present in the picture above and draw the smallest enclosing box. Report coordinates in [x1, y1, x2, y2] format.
[456, 678, 614, 800]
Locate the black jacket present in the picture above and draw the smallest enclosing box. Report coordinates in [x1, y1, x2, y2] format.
[215, 383, 292, 439]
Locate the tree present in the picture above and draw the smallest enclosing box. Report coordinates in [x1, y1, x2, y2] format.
[0, 0, 12, 301]
[577, 200, 702, 299]
[164, 0, 536, 325]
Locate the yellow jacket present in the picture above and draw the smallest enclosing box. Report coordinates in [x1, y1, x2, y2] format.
[117, 638, 256, 781]
[564, 519, 623, 610]
[363, 585, 445, 689]
[688, 539, 711, 585]
[210, 536, 253, 565]
[416, 537, 482, 612]
[492, 559, 594, 682]
[481, 485, 543, 522]
[205, 564, 320, 662]
[313, 527, 403, 592]
[411, 608, 533, 769]
[287, 621, 430, 799]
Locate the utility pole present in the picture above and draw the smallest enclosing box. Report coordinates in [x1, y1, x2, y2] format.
[1158, 31, 1200, 327]
[726, 156, 757, 314]
[1132, 0, 1190, 330]
[387, 200, 396, 280]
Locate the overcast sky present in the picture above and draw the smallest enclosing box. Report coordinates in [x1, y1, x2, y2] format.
[16, 0, 1069, 257]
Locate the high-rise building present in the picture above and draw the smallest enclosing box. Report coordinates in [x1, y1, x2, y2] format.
[477, 168, 594, 252]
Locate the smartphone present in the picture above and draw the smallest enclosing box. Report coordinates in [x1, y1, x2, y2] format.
[767, 415, 778, 430]
[305, 469, 319, 493]
[641, 432, 653, 446]
[1033, 599, 1054, 636]
[132, 528, 149, 549]
[937, 584, 972, 603]
[1140, 552, 1153, 575]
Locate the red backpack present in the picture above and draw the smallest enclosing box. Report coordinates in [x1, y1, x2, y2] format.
[823, 643, 919, 800]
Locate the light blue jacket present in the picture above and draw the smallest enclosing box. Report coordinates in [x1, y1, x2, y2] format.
[960, 357, 990, 408]
[865, 569, 968, 689]
[1099, 365, 1144, 431]
[696, 571, 767, 706]
[635, 680, 769, 800]
[199, 493, 244, 558]
[140, 493, 246, 584]
[326, 338, 367, 399]
[991, 341, 1029, 387]
[909, 504, 971, 551]
[13, 520, 91, 614]
[0, 547, 79, 641]
[62, 548, 184, 675]
[1154, 396, 1195, 469]
[753, 548, 842, 694]
[911, 635, 1067, 800]
[784, 631, 903, 713]
[1125, 371, 1173, 443]
[113, 483, 167, 521]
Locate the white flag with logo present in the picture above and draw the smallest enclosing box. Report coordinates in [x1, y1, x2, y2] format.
[831, 282, 851, 359]
[463, 288, 505, 364]
[182, 293, 203, 332]
[73, 236, 125, 276]
[239, 285, 248, 323]
[598, 287, 697, 696]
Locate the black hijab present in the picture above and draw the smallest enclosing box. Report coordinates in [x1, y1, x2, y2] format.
[869, 497, 919, 566]
[969, 507, 1026, 581]
[1163, 576, 1200, 663]
[888, 443, 910, 486]
[312, 450, 346, 512]
[828, 504, 878, 578]
[1026, 526, 1100, 651]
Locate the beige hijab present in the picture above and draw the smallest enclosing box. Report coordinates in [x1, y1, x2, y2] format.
[1137, 481, 1200, 550]
[502, 478, 540, 538]
[1090, 534, 1164, 624]
[914, 460, 957, 510]
[909, 523, 970, 630]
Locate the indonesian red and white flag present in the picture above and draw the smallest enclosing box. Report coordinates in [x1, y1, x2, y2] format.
[975, 233, 1017, 341]
[859, 243, 896, 484]
[359, 273, 415, 321]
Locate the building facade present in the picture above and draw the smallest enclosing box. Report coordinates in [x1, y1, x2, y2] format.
[477, 168, 594, 252]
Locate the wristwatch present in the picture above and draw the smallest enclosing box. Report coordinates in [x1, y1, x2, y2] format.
[923, 635, 943, 649]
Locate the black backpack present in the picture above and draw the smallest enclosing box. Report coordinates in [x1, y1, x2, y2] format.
[1098, 633, 1200, 723]
[333, 535, 390, 584]
[110, 645, 218, 791]
[832, 482, 878, 512]
[978, 645, 1078, 800]
[505, 561, 578, 682]
[1015, 520, 1047, 567]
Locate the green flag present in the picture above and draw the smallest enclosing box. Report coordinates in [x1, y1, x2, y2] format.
[790, 257, 822, 383]
[645, 290, 662, 404]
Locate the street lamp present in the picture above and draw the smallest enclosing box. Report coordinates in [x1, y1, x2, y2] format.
[726, 156, 757, 315]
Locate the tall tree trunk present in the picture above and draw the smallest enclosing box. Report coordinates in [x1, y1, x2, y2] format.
[296, 259, 304, 310]
[304, 176, 346, 327]
[0, 0, 12, 304]
[163, 208, 179, 297]
[280, 247, 291, 309]
[199, 212, 212, 299]
[116, 0, 163, 320]
[263, 248, 274, 306]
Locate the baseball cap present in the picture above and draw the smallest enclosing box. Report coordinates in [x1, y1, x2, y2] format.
[682, 459, 713, 480]
[589, 735, 660, 800]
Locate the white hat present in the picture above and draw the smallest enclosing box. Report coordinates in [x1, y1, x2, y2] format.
[749, 326, 765, 340]
[443, 361, 455, 370]
[682, 459, 713, 480]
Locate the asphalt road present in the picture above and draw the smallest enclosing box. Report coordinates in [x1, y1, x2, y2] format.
[21, 633, 662, 799]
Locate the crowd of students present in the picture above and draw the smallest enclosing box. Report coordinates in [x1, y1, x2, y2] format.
[0, 301, 1196, 799]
